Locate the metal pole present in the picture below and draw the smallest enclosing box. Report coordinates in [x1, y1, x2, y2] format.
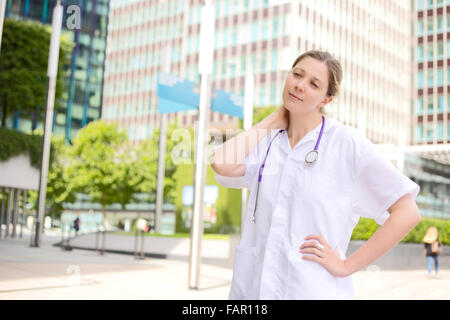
[0, 187, 5, 238]
[6, 188, 13, 238]
[101, 230, 105, 255]
[33, 0, 63, 247]
[19, 190, 26, 239]
[155, 46, 172, 234]
[134, 229, 138, 259]
[140, 230, 145, 259]
[188, 0, 215, 290]
[0, 0, 7, 51]
[12, 188, 19, 238]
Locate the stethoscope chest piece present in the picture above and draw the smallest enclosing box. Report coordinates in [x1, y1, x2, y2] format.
[305, 150, 318, 164]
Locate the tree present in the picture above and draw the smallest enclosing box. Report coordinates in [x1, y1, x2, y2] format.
[66, 120, 134, 212]
[131, 119, 193, 204]
[27, 134, 75, 217]
[0, 18, 72, 127]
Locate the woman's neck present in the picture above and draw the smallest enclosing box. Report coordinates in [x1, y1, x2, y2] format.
[287, 111, 324, 145]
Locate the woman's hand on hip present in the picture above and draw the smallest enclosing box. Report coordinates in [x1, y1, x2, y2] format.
[299, 234, 352, 278]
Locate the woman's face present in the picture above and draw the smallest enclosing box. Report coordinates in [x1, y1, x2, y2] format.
[282, 56, 333, 115]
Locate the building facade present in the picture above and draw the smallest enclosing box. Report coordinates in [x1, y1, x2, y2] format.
[103, 0, 450, 218]
[4, 0, 110, 141]
[409, 0, 450, 218]
[103, 0, 411, 145]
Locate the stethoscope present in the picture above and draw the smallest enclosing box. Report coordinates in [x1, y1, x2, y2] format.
[252, 115, 326, 223]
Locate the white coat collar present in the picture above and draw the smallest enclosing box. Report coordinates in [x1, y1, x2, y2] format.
[281, 116, 340, 151]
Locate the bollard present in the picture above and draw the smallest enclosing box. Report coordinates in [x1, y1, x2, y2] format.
[134, 229, 139, 259]
[140, 230, 145, 259]
[101, 230, 106, 255]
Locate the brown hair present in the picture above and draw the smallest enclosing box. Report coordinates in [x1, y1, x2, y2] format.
[291, 50, 343, 114]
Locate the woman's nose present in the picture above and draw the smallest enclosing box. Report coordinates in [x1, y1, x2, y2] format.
[295, 79, 306, 92]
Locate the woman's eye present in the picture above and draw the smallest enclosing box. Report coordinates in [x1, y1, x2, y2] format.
[312, 83, 318, 88]
[294, 73, 301, 77]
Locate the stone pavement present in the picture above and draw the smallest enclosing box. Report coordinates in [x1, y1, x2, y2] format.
[1, 230, 450, 300]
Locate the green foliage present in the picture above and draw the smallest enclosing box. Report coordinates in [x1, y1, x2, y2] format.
[351, 216, 450, 245]
[133, 119, 192, 204]
[27, 135, 75, 216]
[0, 127, 46, 168]
[237, 105, 280, 128]
[0, 17, 72, 127]
[66, 120, 133, 210]
[173, 163, 242, 234]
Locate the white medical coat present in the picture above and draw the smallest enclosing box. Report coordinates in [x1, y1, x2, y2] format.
[215, 117, 420, 300]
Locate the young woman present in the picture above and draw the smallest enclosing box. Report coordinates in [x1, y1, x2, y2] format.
[423, 226, 442, 275]
[211, 50, 421, 300]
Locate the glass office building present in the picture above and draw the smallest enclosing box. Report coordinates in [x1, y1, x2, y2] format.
[408, 0, 450, 218]
[4, 0, 110, 142]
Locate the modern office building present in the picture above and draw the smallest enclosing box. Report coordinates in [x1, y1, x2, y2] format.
[103, 0, 411, 145]
[409, 0, 450, 218]
[4, 0, 110, 141]
[103, 0, 449, 217]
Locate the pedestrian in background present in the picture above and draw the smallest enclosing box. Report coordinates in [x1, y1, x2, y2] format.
[423, 226, 442, 276]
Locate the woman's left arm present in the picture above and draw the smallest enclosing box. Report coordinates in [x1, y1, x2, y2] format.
[300, 193, 421, 277]
[342, 193, 421, 276]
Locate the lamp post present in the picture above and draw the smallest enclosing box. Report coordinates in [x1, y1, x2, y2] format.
[0, 0, 7, 51]
[189, 0, 215, 290]
[32, 0, 63, 247]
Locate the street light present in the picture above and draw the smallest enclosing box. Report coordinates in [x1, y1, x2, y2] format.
[32, 0, 63, 247]
[0, 0, 7, 51]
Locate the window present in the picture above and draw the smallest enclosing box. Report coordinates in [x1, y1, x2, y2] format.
[438, 68, 444, 85]
[270, 83, 277, 105]
[427, 102, 434, 113]
[417, 45, 424, 62]
[437, 41, 443, 59]
[427, 18, 434, 34]
[427, 45, 433, 60]
[252, 21, 259, 42]
[438, 95, 444, 112]
[427, 72, 433, 87]
[437, 16, 444, 33]
[417, 123, 423, 142]
[426, 126, 433, 142]
[271, 51, 278, 71]
[241, 55, 246, 75]
[437, 122, 443, 140]
[418, 71, 424, 88]
[273, 17, 279, 37]
[416, 0, 424, 10]
[417, 18, 424, 36]
[417, 97, 424, 115]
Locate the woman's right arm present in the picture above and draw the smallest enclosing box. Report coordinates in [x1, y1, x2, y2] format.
[210, 106, 288, 177]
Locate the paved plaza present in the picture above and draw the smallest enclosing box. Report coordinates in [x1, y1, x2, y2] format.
[1, 231, 449, 300]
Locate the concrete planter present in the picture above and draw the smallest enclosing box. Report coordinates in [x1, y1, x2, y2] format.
[0, 154, 39, 190]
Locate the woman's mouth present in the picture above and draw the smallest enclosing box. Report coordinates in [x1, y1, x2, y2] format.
[289, 93, 303, 102]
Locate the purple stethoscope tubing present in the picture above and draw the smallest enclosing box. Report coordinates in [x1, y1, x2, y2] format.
[252, 115, 326, 223]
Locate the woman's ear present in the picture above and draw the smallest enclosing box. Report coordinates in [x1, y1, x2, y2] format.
[318, 95, 334, 108]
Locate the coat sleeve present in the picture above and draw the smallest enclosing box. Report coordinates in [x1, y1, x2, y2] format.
[351, 138, 420, 225]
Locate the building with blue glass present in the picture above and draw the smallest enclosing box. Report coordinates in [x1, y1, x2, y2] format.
[4, 0, 109, 142]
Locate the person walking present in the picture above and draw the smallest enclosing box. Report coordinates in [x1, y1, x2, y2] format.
[423, 226, 442, 276]
[211, 50, 422, 299]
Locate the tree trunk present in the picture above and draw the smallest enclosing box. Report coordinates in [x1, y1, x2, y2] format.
[1, 102, 7, 128]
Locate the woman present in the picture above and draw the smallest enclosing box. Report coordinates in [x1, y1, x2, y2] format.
[210, 50, 422, 300]
[423, 226, 441, 275]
